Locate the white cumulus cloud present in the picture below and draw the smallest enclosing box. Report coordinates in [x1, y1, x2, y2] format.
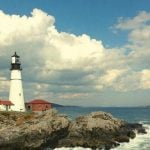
[0, 9, 149, 104]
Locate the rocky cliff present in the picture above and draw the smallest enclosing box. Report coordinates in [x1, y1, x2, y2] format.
[0, 110, 146, 150]
[0, 110, 70, 150]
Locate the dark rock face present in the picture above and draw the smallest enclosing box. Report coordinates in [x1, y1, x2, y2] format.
[0, 111, 146, 150]
[124, 123, 147, 134]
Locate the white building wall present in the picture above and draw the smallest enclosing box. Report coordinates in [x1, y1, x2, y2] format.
[9, 70, 25, 112]
[0, 105, 6, 111]
[0, 105, 12, 111]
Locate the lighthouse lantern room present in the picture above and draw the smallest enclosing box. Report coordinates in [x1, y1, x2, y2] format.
[9, 52, 25, 112]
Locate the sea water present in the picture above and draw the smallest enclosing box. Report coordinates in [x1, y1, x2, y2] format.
[54, 107, 150, 150]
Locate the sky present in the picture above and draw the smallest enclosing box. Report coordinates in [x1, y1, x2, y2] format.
[0, 0, 150, 106]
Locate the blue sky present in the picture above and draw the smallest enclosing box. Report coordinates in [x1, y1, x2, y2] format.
[0, 0, 150, 106]
[0, 0, 150, 47]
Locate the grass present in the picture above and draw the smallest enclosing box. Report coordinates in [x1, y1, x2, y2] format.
[0, 111, 35, 125]
[16, 112, 35, 126]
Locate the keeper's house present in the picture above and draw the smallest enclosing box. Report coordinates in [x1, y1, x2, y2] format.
[25, 99, 52, 112]
[0, 100, 14, 111]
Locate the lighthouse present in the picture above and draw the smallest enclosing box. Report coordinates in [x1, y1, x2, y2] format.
[9, 52, 25, 112]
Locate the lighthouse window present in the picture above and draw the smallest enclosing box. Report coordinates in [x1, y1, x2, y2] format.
[12, 57, 16, 63]
[19, 93, 21, 96]
[16, 58, 19, 63]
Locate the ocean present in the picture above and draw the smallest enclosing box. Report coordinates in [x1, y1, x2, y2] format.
[55, 106, 150, 150]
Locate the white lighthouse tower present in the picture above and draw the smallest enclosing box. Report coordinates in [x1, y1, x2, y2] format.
[9, 52, 25, 112]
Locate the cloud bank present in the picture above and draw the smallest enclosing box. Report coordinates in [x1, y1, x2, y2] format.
[0, 9, 149, 105]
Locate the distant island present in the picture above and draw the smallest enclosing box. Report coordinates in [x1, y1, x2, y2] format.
[51, 103, 64, 107]
[51, 103, 81, 108]
[145, 105, 150, 107]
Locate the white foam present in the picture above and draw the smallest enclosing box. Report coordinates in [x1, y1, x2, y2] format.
[54, 147, 92, 150]
[52, 124, 150, 150]
[112, 124, 150, 150]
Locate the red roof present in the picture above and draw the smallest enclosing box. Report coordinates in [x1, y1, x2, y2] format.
[26, 99, 51, 104]
[0, 100, 14, 105]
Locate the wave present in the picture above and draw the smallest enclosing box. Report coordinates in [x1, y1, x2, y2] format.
[112, 123, 150, 150]
[53, 123, 150, 150]
[54, 147, 92, 150]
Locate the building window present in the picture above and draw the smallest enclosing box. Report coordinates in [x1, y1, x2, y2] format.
[28, 105, 31, 110]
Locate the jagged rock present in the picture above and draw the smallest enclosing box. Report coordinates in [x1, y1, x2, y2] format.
[124, 123, 147, 134]
[57, 111, 146, 150]
[0, 110, 146, 150]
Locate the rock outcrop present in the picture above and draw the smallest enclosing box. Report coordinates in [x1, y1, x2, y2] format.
[57, 112, 146, 149]
[0, 110, 146, 150]
[0, 110, 70, 150]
